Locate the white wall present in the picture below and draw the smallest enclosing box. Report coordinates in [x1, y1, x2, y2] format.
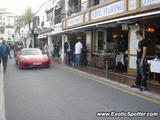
[36, 1, 50, 28]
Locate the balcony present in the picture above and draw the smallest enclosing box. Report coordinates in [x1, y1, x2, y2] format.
[67, 0, 89, 16]
[54, 13, 65, 24]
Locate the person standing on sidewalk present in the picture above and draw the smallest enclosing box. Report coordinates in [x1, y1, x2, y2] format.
[64, 40, 71, 65]
[75, 37, 83, 69]
[131, 30, 148, 91]
[0, 40, 11, 73]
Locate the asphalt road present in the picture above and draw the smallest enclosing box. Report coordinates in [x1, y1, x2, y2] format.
[4, 59, 160, 120]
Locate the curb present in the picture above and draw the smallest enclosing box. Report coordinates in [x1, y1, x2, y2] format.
[0, 64, 6, 120]
[62, 66, 160, 104]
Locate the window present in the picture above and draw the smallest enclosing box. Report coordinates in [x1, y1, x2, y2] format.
[54, 8, 61, 24]
[0, 29, 4, 34]
[46, 8, 53, 21]
[0, 16, 2, 25]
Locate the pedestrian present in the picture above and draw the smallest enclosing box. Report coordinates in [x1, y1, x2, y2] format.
[131, 30, 148, 91]
[50, 41, 55, 57]
[75, 37, 83, 69]
[43, 42, 49, 55]
[64, 40, 71, 65]
[0, 40, 12, 73]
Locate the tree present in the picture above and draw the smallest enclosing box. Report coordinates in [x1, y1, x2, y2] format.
[15, 16, 24, 31]
[15, 6, 34, 31]
[23, 6, 34, 30]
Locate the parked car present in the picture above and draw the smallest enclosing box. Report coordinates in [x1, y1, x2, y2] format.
[15, 48, 51, 69]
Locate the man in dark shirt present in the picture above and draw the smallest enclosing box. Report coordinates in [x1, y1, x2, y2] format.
[64, 40, 71, 65]
[0, 40, 11, 73]
[131, 30, 147, 91]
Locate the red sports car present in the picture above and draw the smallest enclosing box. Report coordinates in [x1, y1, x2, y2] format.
[16, 48, 51, 69]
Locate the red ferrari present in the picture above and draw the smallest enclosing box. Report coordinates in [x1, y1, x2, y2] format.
[16, 48, 51, 69]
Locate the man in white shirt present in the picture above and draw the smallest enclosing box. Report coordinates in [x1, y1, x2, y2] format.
[75, 38, 83, 68]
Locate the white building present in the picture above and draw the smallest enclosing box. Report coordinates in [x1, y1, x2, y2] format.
[0, 8, 17, 42]
[36, 0, 65, 60]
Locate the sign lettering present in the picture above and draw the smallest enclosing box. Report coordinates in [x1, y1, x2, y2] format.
[91, 0, 125, 20]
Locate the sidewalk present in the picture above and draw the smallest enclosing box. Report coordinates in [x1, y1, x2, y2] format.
[69, 66, 160, 95]
[64, 66, 160, 104]
[0, 64, 6, 120]
[52, 61, 160, 104]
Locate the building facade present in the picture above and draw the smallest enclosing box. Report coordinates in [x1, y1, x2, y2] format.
[62, 0, 160, 83]
[36, 0, 66, 60]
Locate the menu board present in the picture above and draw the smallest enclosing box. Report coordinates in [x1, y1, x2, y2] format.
[129, 38, 138, 54]
[129, 56, 137, 69]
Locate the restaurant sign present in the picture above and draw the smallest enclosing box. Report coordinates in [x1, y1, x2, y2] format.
[141, 0, 160, 7]
[66, 15, 83, 27]
[91, 0, 125, 20]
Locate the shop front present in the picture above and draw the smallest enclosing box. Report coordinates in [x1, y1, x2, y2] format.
[87, 25, 128, 72]
[65, 30, 87, 66]
[37, 34, 48, 50]
[62, 0, 160, 90]
[139, 16, 160, 83]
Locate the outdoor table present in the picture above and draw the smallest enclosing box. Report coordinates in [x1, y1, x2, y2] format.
[148, 59, 160, 81]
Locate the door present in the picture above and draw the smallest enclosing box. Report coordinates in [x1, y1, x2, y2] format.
[96, 30, 107, 52]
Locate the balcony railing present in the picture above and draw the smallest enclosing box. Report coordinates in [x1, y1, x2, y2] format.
[67, 1, 89, 16]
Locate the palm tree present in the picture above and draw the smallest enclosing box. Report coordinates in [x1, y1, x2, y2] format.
[15, 16, 24, 31]
[23, 6, 34, 30]
[15, 6, 34, 31]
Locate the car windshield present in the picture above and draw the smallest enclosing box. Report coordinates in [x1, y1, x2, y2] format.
[21, 49, 42, 55]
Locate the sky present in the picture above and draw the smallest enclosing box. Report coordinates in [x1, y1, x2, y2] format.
[0, 0, 46, 15]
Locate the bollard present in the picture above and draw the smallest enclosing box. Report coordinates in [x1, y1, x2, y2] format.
[105, 61, 108, 78]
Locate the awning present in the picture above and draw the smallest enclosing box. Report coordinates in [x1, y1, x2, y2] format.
[38, 34, 47, 39]
[64, 10, 160, 32]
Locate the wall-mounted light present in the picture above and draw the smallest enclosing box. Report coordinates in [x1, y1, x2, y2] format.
[120, 35, 124, 38]
[112, 34, 118, 38]
[146, 28, 155, 33]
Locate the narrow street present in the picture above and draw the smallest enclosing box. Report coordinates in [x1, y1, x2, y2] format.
[4, 59, 160, 120]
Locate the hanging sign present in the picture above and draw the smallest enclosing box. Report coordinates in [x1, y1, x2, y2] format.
[66, 15, 83, 27]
